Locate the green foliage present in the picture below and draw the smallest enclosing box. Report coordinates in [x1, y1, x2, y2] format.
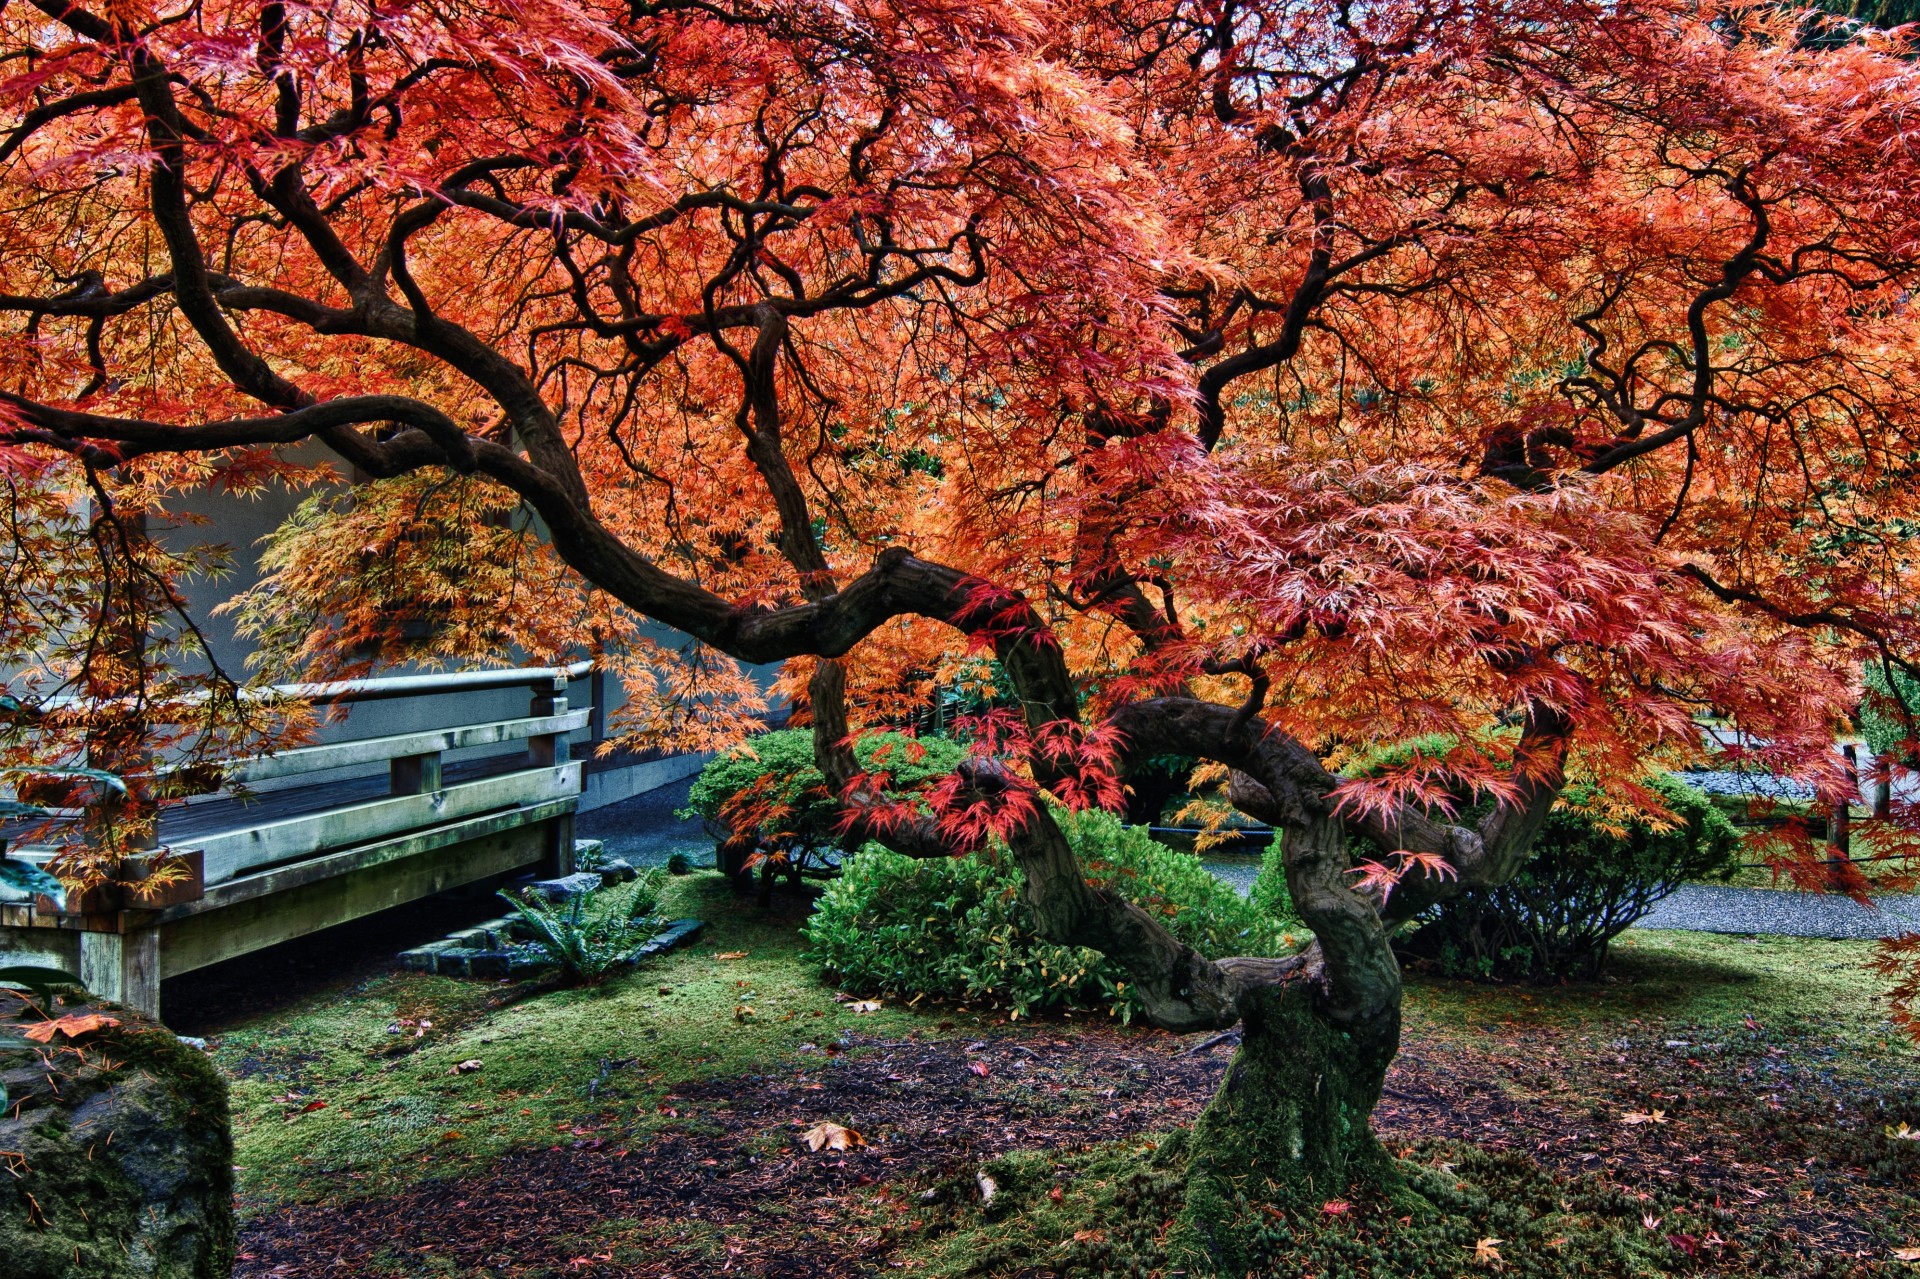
[498, 871, 666, 987]
[0, 857, 66, 905]
[804, 808, 1297, 1019]
[683, 728, 967, 854]
[1862, 661, 1920, 762]
[1402, 776, 1740, 981]
[909, 1135, 1772, 1279]
[0, 964, 80, 1005]
[665, 851, 694, 875]
[1249, 839, 1295, 921]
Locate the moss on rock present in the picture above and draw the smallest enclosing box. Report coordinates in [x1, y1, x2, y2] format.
[0, 991, 233, 1278]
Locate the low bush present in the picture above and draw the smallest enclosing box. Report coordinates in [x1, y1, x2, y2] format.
[683, 728, 968, 864]
[1399, 774, 1739, 981]
[499, 870, 666, 986]
[804, 808, 1298, 1019]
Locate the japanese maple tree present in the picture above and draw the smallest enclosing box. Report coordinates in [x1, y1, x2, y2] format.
[4, 0, 1920, 1260]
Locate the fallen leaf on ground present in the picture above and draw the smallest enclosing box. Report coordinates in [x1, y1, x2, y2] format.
[1621, 1109, 1668, 1125]
[22, 1012, 118, 1042]
[1886, 1122, 1920, 1141]
[848, 999, 882, 1014]
[714, 951, 748, 961]
[801, 1121, 865, 1152]
[969, 1061, 990, 1077]
[1321, 1200, 1350, 1216]
[1474, 1237, 1503, 1265]
[1891, 1246, 1920, 1262]
[451, 1059, 483, 1074]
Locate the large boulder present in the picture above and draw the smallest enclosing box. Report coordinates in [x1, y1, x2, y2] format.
[0, 990, 233, 1278]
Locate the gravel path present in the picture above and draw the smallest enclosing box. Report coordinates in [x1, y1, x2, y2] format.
[1635, 882, 1920, 939]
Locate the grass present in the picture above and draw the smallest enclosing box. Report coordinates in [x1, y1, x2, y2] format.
[1408, 928, 1912, 1059]
[206, 872, 1920, 1276]
[213, 874, 998, 1207]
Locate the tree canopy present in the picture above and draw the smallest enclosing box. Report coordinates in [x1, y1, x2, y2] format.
[5, 0, 1920, 1242]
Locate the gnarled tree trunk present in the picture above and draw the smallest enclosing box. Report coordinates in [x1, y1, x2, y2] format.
[1175, 977, 1401, 1271]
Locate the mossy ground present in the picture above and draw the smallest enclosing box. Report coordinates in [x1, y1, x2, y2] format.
[195, 874, 1920, 1277]
[212, 874, 1000, 1206]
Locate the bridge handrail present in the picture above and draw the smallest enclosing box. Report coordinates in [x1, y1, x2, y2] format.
[279, 659, 594, 706]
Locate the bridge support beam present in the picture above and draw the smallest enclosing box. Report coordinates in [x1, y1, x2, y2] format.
[79, 927, 161, 1018]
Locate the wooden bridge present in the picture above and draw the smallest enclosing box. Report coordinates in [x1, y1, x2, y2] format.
[0, 663, 591, 1019]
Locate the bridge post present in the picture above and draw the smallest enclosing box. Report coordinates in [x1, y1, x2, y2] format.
[390, 750, 444, 794]
[79, 925, 161, 1017]
[529, 673, 575, 876]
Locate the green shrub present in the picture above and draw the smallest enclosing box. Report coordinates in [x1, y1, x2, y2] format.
[1863, 660, 1920, 763]
[683, 728, 968, 859]
[1399, 775, 1740, 981]
[1248, 839, 1294, 921]
[499, 870, 666, 987]
[803, 808, 1297, 1020]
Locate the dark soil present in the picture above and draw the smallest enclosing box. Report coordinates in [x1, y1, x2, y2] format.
[231, 1017, 1917, 1278]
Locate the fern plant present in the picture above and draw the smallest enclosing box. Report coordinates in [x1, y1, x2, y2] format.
[497, 871, 665, 986]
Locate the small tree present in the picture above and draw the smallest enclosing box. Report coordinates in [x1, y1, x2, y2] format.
[3, 0, 1919, 1265]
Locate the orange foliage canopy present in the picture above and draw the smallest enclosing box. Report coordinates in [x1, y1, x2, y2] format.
[2, 0, 1919, 1029]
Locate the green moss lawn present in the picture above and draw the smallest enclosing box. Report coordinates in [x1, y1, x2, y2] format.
[195, 874, 1919, 1278]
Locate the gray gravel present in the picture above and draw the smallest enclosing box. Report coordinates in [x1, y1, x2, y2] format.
[1634, 883, 1920, 939]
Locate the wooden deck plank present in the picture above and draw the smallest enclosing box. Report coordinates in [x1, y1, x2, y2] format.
[159, 816, 561, 977]
[189, 763, 581, 884]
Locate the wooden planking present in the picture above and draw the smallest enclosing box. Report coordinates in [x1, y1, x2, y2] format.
[222, 709, 589, 784]
[191, 762, 581, 884]
[159, 817, 557, 977]
[163, 798, 578, 917]
[0, 925, 79, 971]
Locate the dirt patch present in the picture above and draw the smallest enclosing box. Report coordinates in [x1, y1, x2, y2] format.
[233, 1024, 1221, 1277]
[232, 1022, 1916, 1277]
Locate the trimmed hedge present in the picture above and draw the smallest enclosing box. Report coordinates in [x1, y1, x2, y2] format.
[804, 808, 1299, 1020]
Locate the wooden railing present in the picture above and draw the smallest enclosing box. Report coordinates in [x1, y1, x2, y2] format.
[0, 662, 592, 1018]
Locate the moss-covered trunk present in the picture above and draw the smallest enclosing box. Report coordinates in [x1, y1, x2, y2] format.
[1173, 978, 1401, 1275]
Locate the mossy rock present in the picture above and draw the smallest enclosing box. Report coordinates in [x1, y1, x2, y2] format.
[0, 991, 233, 1278]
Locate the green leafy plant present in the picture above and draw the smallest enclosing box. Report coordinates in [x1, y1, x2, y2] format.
[804, 808, 1297, 1020]
[685, 728, 970, 894]
[1400, 775, 1740, 981]
[684, 728, 967, 846]
[1863, 660, 1920, 764]
[498, 870, 666, 987]
[0, 856, 65, 905]
[1, 763, 128, 821]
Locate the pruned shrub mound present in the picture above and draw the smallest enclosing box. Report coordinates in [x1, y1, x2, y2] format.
[910, 1136, 1824, 1278]
[1399, 774, 1740, 981]
[804, 808, 1297, 1019]
[0, 991, 233, 1278]
[684, 729, 968, 887]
